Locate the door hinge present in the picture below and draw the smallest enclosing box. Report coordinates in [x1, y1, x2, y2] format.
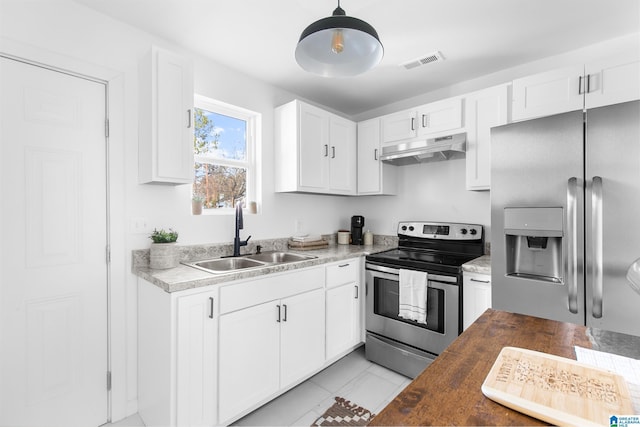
[107, 371, 112, 391]
[105, 119, 110, 138]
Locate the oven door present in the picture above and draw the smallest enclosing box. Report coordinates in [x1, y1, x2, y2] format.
[365, 263, 460, 356]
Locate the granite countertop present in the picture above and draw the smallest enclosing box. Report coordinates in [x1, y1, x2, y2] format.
[462, 254, 491, 275]
[133, 236, 397, 293]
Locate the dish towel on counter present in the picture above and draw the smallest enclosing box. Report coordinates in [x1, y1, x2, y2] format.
[398, 269, 428, 325]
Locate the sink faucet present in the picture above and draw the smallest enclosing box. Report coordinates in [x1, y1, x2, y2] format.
[233, 201, 251, 256]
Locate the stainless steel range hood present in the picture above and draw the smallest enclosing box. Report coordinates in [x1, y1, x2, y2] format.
[380, 133, 466, 166]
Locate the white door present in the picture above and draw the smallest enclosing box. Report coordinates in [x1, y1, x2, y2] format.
[0, 57, 108, 426]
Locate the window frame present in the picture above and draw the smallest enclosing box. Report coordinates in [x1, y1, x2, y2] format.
[193, 94, 260, 214]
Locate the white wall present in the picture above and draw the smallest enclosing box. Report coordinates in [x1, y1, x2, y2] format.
[2, 0, 638, 422]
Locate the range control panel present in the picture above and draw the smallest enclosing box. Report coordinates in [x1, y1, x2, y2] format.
[397, 221, 483, 240]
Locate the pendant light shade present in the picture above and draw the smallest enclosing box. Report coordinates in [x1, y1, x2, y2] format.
[295, 2, 383, 77]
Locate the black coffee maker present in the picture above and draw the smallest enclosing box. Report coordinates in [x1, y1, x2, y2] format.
[351, 215, 365, 245]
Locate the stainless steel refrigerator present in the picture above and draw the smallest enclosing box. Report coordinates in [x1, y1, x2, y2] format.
[490, 100, 640, 337]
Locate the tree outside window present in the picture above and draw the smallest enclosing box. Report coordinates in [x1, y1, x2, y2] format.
[192, 98, 256, 212]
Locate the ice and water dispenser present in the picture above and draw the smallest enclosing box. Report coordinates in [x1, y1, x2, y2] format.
[504, 207, 564, 283]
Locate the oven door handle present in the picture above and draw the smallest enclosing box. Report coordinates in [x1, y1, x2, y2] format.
[365, 263, 458, 284]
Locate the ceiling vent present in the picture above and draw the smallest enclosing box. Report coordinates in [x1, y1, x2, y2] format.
[400, 51, 445, 70]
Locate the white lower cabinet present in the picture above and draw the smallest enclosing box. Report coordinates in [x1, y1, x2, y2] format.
[462, 271, 492, 330]
[139, 259, 365, 427]
[138, 279, 218, 427]
[217, 266, 325, 425]
[325, 259, 362, 361]
[218, 288, 325, 423]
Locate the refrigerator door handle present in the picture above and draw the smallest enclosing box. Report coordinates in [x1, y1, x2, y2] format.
[591, 176, 604, 318]
[566, 177, 579, 314]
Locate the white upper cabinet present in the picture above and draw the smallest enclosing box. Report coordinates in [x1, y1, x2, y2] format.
[275, 100, 356, 195]
[381, 110, 417, 144]
[511, 65, 584, 121]
[416, 97, 463, 136]
[356, 118, 397, 195]
[381, 97, 464, 145]
[138, 45, 194, 185]
[584, 57, 640, 109]
[512, 54, 640, 121]
[465, 84, 510, 191]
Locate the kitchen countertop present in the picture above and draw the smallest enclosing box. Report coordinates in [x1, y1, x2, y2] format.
[462, 254, 491, 275]
[133, 240, 396, 293]
[369, 308, 640, 426]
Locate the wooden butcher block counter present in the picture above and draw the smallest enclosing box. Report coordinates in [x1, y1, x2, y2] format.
[369, 308, 639, 426]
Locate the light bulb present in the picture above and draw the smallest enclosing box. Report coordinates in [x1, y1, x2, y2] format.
[331, 29, 344, 54]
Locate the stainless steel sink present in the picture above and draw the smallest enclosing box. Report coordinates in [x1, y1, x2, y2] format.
[244, 251, 316, 263]
[184, 257, 268, 273]
[182, 251, 316, 274]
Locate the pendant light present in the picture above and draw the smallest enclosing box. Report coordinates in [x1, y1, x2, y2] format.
[295, 1, 384, 77]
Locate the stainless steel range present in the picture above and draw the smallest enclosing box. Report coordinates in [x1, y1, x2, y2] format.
[365, 221, 484, 378]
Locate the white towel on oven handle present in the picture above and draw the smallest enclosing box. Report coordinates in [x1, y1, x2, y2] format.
[398, 269, 428, 325]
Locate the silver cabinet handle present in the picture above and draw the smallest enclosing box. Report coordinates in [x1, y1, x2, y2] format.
[422, 114, 427, 128]
[586, 74, 592, 93]
[331, 146, 336, 159]
[578, 75, 584, 95]
[410, 117, 415, 131]
[591, 176, 603, 318]
[187, 109, 192, 128]
[566, 177, 579, 314]
[324, 144, 329, 157]
[470, 278, 490, 283]
[374, 148, 378, 161]
[354, 285, 359, 299]
[338, 263, 350, 268]
[209, 297, 214, 319]
[276, 304, 281, 322]
[282, 304, 288, 322]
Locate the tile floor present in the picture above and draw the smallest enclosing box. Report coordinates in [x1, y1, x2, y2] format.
[108, 345, 411, 427]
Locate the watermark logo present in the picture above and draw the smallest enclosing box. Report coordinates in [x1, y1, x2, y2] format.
[611, 415, 640, 427]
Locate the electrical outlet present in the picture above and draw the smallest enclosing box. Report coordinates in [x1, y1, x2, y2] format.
[131, 217, 150, 234]
[294, 219, 304, 235]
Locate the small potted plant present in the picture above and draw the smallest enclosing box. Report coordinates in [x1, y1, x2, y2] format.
[192, 194, 204, 215]
[149, 228, 179, 269]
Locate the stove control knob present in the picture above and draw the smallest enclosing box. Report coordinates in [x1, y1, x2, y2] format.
[408, 226, 415, 231]
[470, 229, 478, 235]
[401, 225, 407, 231]
[460, 228, 468, 235]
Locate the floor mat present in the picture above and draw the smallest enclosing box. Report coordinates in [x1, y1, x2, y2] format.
[311, 397, 375, 426]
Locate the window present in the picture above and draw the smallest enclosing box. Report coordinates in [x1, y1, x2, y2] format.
[192, 95, 259, 213]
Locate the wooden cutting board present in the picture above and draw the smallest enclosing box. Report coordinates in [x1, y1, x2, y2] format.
[482, 347, 633, 427]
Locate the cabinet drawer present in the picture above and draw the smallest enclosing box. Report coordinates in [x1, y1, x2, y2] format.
[219, 266, 324, 314]
[326, 259, 359, 288]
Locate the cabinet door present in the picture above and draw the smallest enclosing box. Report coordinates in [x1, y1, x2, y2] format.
[417, 98, 463, 136]
[176, 290, 217, 427]
[585, 57, 640, 109]
[329, 116, 357, 194]
[139, 46, 194, 184]
[465, 85, 509, 190]
[511, 65, 584, 121]
[326, 282, 360, 360]
[357, 119, 381, 194]
[298, 102, 329, 191]
[462, 272, 492, 330]
[381, 110, 417, 144]
[280, 289, 325, 387]
[218, 301, 280, 423]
